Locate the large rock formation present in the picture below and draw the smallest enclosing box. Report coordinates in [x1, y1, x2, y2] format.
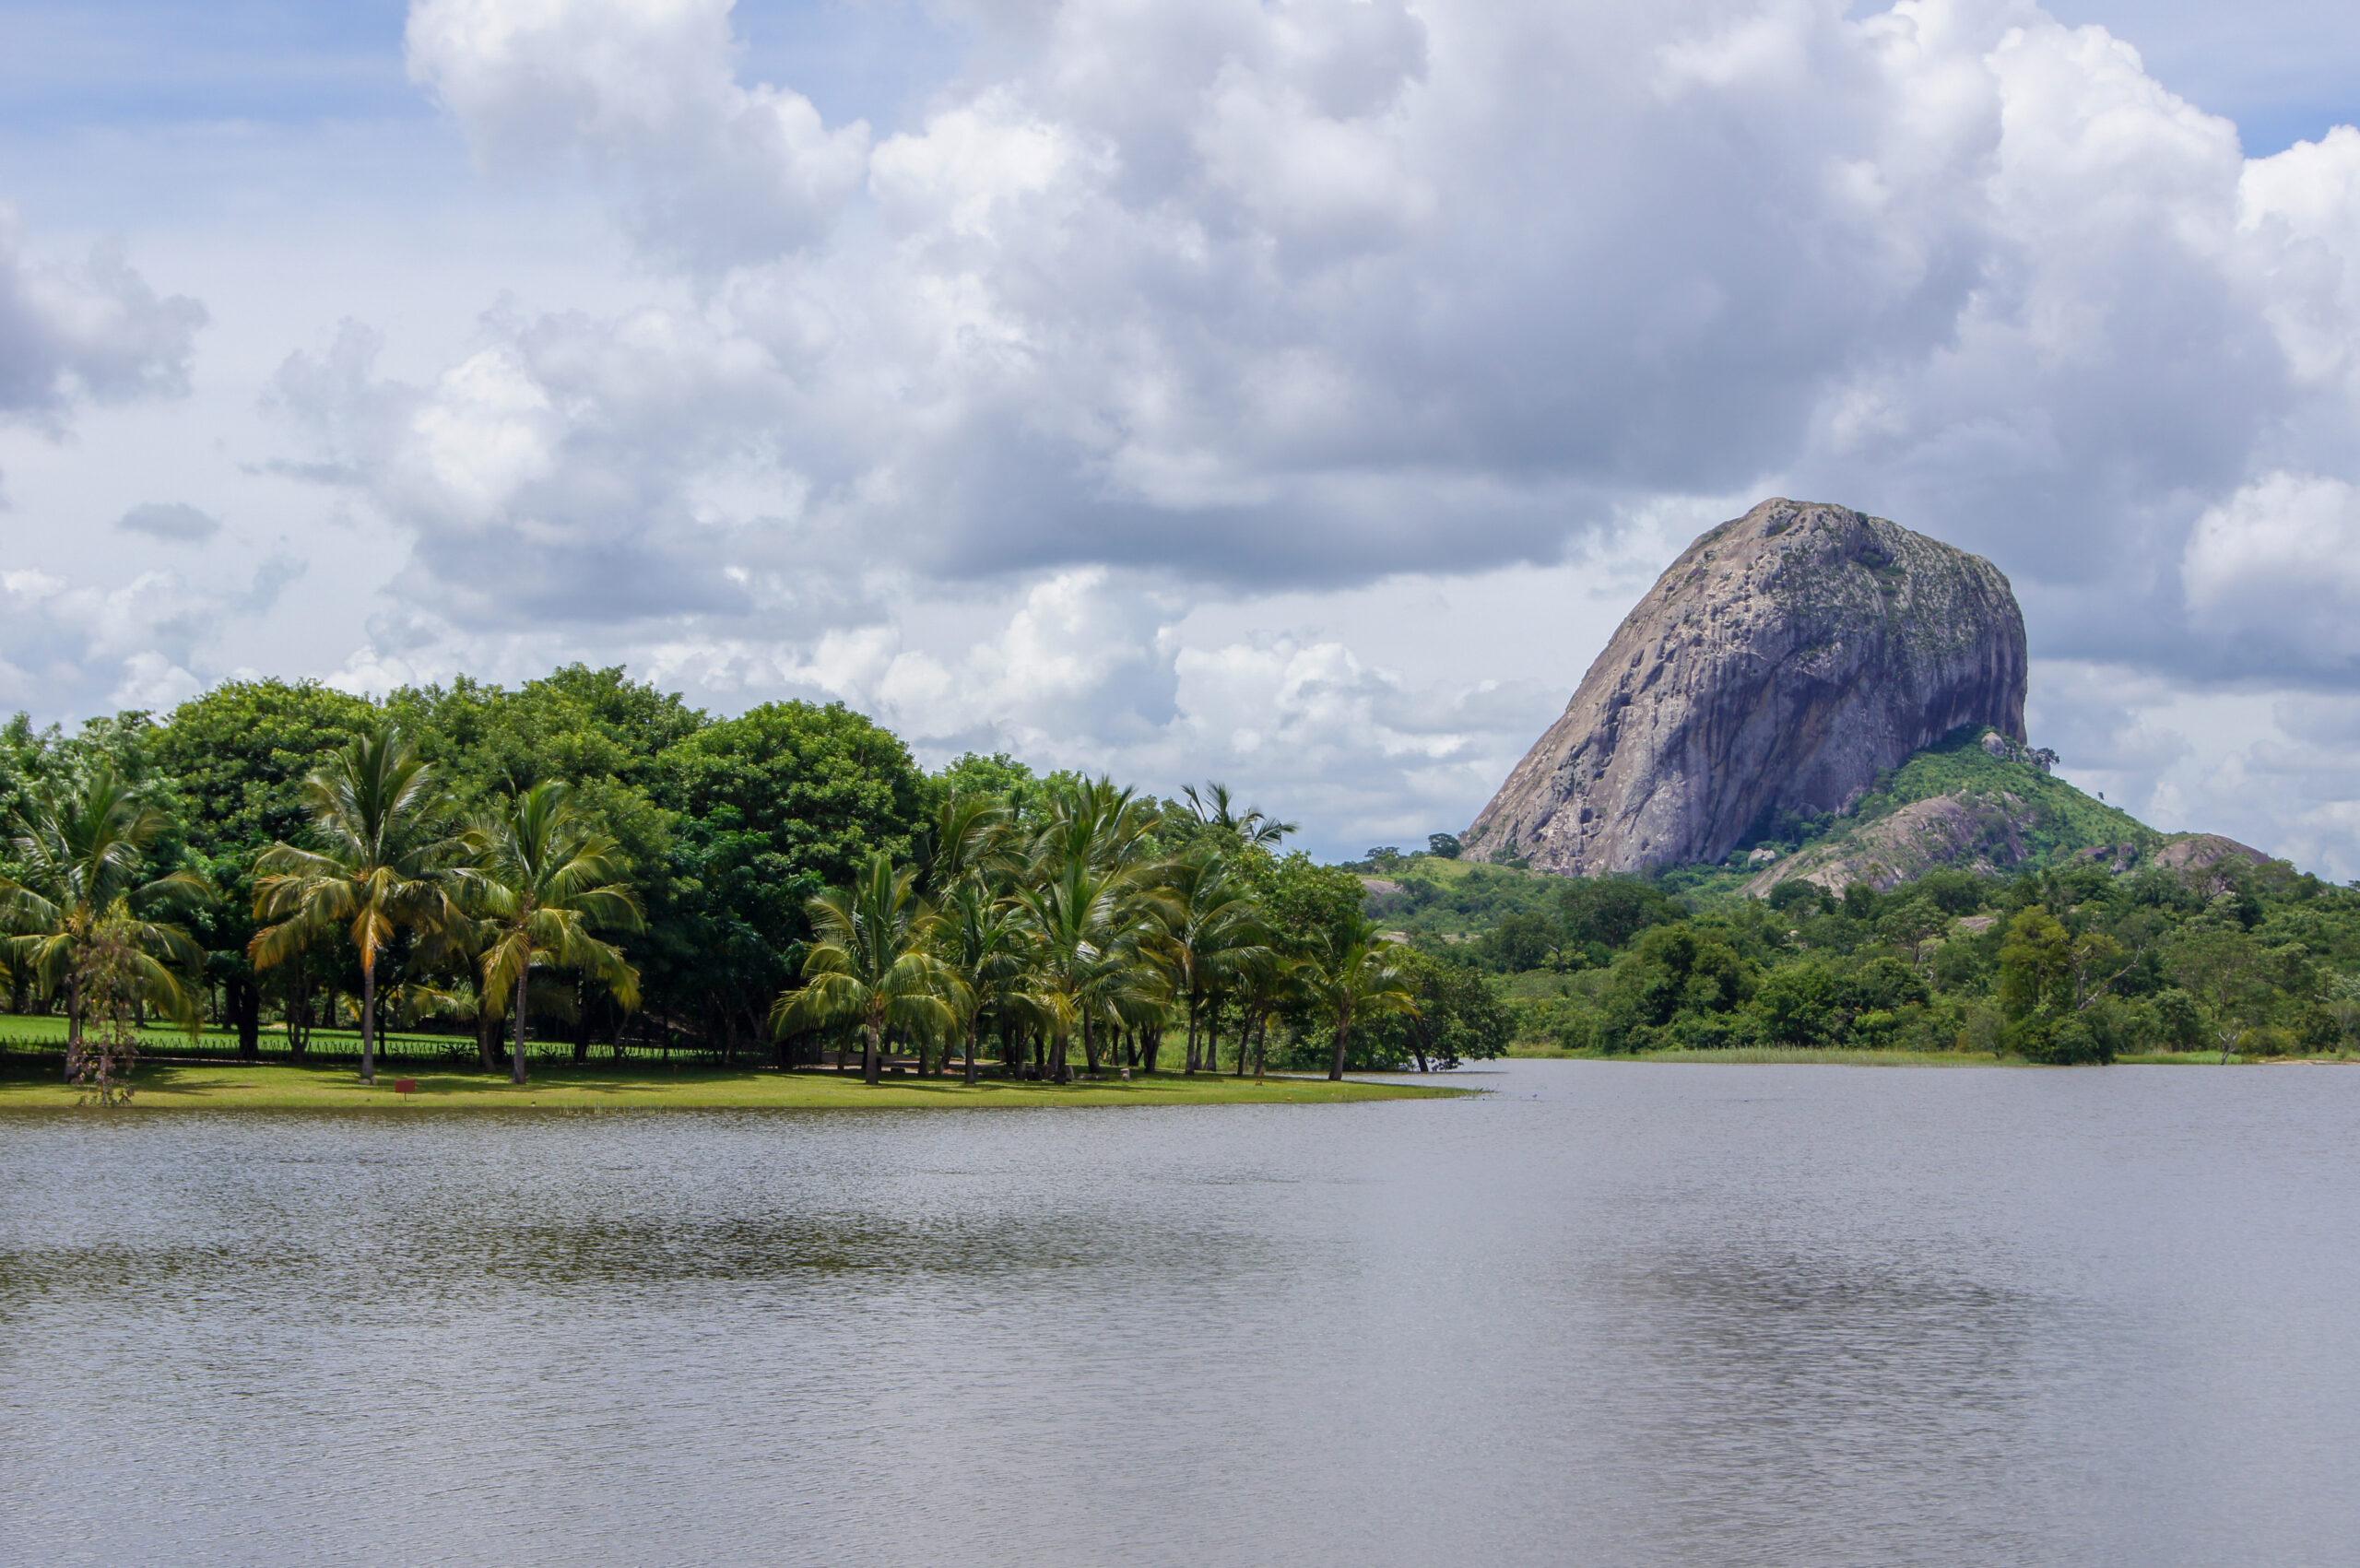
[1465, 499, 2027, 876]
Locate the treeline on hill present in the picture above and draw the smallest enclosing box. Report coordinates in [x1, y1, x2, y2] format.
[1372, 849, 2360, 1064]
[0, 668, 1510, 1085]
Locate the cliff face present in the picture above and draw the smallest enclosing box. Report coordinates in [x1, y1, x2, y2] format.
[1464, 499, 2028, 876]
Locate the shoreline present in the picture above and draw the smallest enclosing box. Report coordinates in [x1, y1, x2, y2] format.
[0, 1060, 1469, 1113]
[1504, 1045, 2356, 1067]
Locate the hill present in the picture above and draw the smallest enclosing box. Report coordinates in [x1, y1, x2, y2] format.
[1466, 499, 2027, 875]
[1726, 726, 2270, 896]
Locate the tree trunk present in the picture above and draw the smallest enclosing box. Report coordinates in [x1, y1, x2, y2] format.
[1082, 1014, 1100, 1077]
[572, 981, 591, 1065]
[1328, 1013, 1351, 1082]
[63, 968, 81, 1077]
[360, 960, 377, 1085]
[864, 1020, 881, 1085]
[1254, 1015, 1268, 1081]
[1233, 1008, 1253, 1076]
[1142, 1024, 1162, 1075]
[234, 975, 260, 1060]
[511, 966, 530, 1085]
[288, 974, 308, 1057]
[1185, 997, 1199, 1074]
[964, 1022, 979, 1086]
[1051, 1026, 1070, 1084]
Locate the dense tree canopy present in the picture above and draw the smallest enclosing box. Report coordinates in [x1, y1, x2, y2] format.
[4, 666, 2352, 1080]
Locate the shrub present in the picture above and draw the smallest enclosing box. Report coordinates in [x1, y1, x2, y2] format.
[1668, 1010, 1757, 1051]
[2005, 1014, 2113, 1065]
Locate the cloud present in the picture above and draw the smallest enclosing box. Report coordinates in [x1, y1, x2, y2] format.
[0, 204, 204, 433]
[0, 569, 203, 718]
[115, 501, 222, 542]
[2183, 473, 2360, 676]
[116, 0, 2360, 867]
[405, 0, 871, 271]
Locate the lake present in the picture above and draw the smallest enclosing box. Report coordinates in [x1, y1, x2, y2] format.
[3, 1059, 2355, 1565]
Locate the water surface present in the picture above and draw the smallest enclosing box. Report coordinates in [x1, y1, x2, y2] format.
[3, 1060, 2354, 1564]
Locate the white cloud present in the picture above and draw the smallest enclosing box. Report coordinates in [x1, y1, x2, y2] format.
[405, 0, 871, 270]
[0, 204, 204, 459]
[0, 569, 202, 717]
[2184, 473, 2360, 669]
[20, 0, 2360, 867]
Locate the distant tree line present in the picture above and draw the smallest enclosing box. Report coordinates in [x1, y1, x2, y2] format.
[1463, 860, 2360, 1064]
[0, 668, 1511, 1088]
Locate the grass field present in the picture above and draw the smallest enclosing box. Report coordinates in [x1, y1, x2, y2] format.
[0, 1059, 1469, 1112]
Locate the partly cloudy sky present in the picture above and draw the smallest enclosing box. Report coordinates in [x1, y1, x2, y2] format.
[2, 0, 2358, 869]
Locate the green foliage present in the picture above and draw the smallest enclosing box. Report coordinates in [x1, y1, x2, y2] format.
[1472, 831, 2358, 1065]
[657, 701, 926, 1038]
[1347, 947, 1510, 1070]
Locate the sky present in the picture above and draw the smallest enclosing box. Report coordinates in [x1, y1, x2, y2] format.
[2, 0, 2359, 870]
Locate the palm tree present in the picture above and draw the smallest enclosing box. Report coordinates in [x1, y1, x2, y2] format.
[0, 767, 205, 1072]
[773, 851, 962, 1085]
[1182, 781, 1297, 851]
[459, 781, 643, 1086]
[915, 790, 1019, 897]
[938, 881, 1035, 1084]
[1016, 843, 1171, 1082]
[1160, 848, 1271, 1074]
[1302, 914, 1420, 1081]
[1233, 949, 1304, 1080]
[251, 725, 454, 1085]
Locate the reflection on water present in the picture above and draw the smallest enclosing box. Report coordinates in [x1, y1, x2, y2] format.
[3, 1062, 2356, 1565]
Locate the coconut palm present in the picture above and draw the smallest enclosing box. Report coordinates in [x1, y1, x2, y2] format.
[773, 851, 962, 1085]
[250, 725, 454, 1084]
[458, 781, 643, 1085]
[1301, 914, 1420, 1081]
[938, 881, 1036, 1084]
[0, 767, 205, 1070]
[1233, 949, 1304, 1079]
[1015, 840, 1171, 1081]
[1035, 775, 1162, 875]
[1159, 848, 1272, 1073]
[915, 790, 1020, 897]
[1181, 781, 1297, 852]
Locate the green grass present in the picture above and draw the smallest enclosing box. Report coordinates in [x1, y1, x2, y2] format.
[0, 1058, 1469, 1113]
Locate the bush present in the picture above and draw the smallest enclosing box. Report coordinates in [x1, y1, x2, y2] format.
[1551, 1009, 1597, 1053]
[2149, 987, 2207, 1052]
[1849, 1008, 1902, 1049]
[1667, 1010, 1758, 1051]
[2240, 1024, 2300, 1058]
[2005, 1014, 2114, 1065]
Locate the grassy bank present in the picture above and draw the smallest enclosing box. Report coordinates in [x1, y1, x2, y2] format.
[1508, 1042, 2352, 1066]
[0, 1059, 1468, 1113]
[1509, 1043, 2011, 1066]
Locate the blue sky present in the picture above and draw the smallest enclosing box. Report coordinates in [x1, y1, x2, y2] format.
[5, 0, 2360, 871]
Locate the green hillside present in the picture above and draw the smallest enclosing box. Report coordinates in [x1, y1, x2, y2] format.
[1356, 851, 1564, 944]
[1668, 726, 2177, 899]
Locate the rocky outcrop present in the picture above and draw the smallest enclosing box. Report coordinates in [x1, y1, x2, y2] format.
[1465, 499, 2028, 876]
[1743, 792, 2038, 895]
[1745, 787, 2275, 898]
